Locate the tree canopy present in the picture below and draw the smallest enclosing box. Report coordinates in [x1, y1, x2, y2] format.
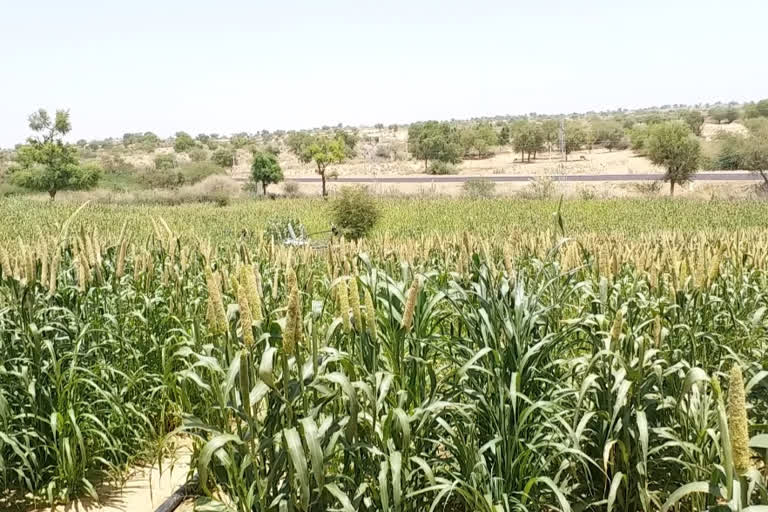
[250, 151, 283, 194]
[645, 121, 700, 195]
[9, 109, 99, 198]
[288, 133, 355, 196]
[407, 121, 462, 171]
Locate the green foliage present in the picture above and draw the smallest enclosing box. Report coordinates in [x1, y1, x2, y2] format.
[211, 148, 235, 168]
[710, 106, 739, 124]
[407, 121, 462, 170]
[462, 177, 496, 198]
[288, 133, 352, 196]
[1, 219, 767, 511]
[9, 109, 99, 198]
[263, 215, 307, 240]
[231, 133, 251, 149]
[426, 161, 458, 175]
[250, 150, 284, 194]
[681, 110, 705, 136]
[564, 121, 587, 159]
[593, 119, 627, 150]
[154, 153, 177, 170]
[459, 123, 498, 158]
[713, 133, 748, 170]
[512, 121, 545, 161]
[645, 121, 701, 194]
[709, 129, 768, 184]
[749, 99, 768, 118]
[189, 147, 208, 162]
[498, 124, 511, 145]
[630, 124, 650, 152]
[329, 185, 381, 239]
[142, 161, 222, 189]
[123, 132, 159, 149]
[173, 131, 196, 152]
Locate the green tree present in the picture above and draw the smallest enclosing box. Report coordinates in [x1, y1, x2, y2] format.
[681, 110, 705, 136]
[459, 123, 498, 158]
[743, 103, 760, 119]
[289, 134, 351, 196]
[742, 132, 768, 186]
[592, 120, 626, 151]
[512, 121, 544, 162]
[173, 131, 196, 152]
[211, 148, 235, 168]
[563, 121, 587, 161]
[9, 109, 99, 199]
[629, 124, 650, 152]
[407, 121, 462, 171]
[250, 151, 283, 195]
[541, 119, 560, 153]
[645, 121, 701, 195]
[498, 125, 511, 146]
[757, 99, 768, 118]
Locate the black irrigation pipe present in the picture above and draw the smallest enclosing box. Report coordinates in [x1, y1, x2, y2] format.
[153, 474, 199, 512]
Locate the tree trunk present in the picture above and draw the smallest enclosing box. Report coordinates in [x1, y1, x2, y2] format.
[48, 189, 56, 200]
[424, 159, 428, 172]
[321, 172, 327, 197]
[669, 180, 675, 196]
[759, 169, 768, 187]
[262, 182, 267, 195]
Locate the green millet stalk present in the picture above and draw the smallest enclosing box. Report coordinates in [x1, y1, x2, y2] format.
[364, 287, 376, 339]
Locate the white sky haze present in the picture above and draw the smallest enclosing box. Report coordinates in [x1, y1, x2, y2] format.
[1, 0, 766, 146]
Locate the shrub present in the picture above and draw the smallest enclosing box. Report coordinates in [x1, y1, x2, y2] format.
[632, 181, 663, 195]
[0, 182, 26, 197]
[139, 168, 185, 188]
[173, 132, 196, 152]
[101, 155, 137, 174]
[374, 144, 392, 159]
[177, 175, 239, 206]
[140, 161, 222, 189]
[330, 186, 381, 240]
[578, 186, 598, 200]
[178, 161, 224, 184]
[522, 175, 555, 199]
[211, 148, 235, 168]
[154, 154, 177, 170]
[282, 181, 301, 198]
[427, 161, 458, 175]
[463, 178, 496, 198]
[189, 148, 208, 162]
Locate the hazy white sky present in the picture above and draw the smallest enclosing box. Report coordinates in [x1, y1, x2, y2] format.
[1, 0, 766, 147]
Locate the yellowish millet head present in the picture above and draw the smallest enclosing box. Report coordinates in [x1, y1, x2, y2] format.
[727, 365, 751, 475]
[348, 275, 362, 332]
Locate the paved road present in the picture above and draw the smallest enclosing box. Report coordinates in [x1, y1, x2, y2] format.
[240, 172, 759, 183]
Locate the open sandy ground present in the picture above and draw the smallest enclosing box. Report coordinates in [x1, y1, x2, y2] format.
[11, 444, 193, 512]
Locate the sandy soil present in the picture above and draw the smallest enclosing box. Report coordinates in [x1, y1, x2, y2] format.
[15, 443, 193, 512]
[701, 121, 747, 140]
